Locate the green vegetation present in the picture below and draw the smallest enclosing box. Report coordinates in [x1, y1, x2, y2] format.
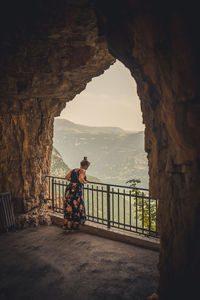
[126, 178, 157, 233]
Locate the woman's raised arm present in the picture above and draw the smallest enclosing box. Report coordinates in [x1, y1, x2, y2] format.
[79, 169, 88, 184]
[65, 170, 72, 181]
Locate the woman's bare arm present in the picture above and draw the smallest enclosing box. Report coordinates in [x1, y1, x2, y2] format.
[65, 170, 72, 181]
[79, 169, 88, 184]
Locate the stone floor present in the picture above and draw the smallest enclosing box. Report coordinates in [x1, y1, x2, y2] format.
[0, 225, 159, 300]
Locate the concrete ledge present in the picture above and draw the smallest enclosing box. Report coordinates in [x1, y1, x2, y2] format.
[49, 212, 160, 252]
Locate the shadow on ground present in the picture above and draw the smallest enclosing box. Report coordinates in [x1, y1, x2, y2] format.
[0, 225, 159, 300]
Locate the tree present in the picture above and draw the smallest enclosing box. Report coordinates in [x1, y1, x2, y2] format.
[126, 179, 157, 235]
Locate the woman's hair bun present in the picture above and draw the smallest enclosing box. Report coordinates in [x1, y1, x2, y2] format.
[80, 156, 90, 167]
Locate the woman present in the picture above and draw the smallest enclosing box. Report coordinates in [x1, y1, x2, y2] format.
[63, 156, 90, 232]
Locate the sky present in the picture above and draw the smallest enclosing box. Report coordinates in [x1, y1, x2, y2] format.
[57, 60, 145, 132]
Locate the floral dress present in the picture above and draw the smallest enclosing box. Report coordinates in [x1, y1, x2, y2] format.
[64, 169, 86, 230]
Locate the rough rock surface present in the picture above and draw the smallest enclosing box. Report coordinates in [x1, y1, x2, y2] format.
[15, 204, 52, 229]
[0, 0, 114, 212]
[0, 0, 200, 299]
[95, 1, 200, 299]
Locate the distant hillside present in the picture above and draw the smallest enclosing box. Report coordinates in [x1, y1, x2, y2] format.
[54, 119, 125, 134]
[51, 147, 70, 177]
[50, 146, 100, 182]
[53, 119, 149, 188]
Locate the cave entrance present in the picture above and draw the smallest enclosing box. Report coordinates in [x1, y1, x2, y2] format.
[49, 59, 159, 240]
[52, 60, 148, 189]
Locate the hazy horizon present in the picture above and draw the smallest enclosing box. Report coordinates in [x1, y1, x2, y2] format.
[56, 60, 145, 132]
[56, 118, 144, 133]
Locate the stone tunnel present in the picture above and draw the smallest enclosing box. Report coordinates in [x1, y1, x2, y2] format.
[0, 0, 200, 299]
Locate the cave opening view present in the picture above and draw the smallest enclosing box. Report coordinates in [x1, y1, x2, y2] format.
[52, 60, 149, 189]
[1, 2, 200, 300]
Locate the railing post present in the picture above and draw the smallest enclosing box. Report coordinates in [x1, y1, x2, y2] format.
[107, 184, 110, 228]
[52, 178, 55, 211]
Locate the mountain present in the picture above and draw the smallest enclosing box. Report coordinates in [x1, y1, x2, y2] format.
[53, 119, 149, 188]
[50, 146, 100, 182]
[53, 119, 125, 134]
[51, 147, 70, 178]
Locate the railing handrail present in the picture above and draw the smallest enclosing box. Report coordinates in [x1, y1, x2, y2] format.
[45, 175, 149, 191]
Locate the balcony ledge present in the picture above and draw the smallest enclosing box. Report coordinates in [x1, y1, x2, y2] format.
[49, 212, 160, 252]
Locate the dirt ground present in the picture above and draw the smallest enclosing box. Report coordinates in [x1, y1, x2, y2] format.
[0, 225, 159, 300]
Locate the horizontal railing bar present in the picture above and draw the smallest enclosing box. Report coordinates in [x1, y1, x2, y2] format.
[46, 175, 67, 180]
[87, 216, 109, 222]
[107, 221, 157, 234]
[84, 188, 152, 198]
[45, 175, 149, 191]
[87, 214, 153, 230]
[86, 217, 157, 235]
[88, 181, 149, 191]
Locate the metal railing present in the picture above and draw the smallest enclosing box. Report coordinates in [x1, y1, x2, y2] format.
[0, 192, 15, 232]
[45, 176, 159, 238]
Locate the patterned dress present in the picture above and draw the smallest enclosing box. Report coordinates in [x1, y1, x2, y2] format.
[64, 169, 86, 230]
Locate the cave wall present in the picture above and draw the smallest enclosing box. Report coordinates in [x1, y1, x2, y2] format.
[94, 1, 200, 299]
[0, 98, 55, 212]
[0, 0, 114, 212]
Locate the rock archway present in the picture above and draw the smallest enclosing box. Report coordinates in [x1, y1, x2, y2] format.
[0, 1, 199, 299]
[0, 0, 114, 212]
